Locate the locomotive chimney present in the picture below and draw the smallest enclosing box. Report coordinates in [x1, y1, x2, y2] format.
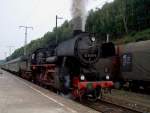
[71, 0, 87, 36]
[72, 16, 82, 36]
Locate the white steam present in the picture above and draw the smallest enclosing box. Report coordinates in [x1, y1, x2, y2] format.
[71, 0, 87, 31]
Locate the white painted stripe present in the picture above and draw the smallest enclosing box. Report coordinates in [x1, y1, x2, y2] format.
[12, 75, 78, 113]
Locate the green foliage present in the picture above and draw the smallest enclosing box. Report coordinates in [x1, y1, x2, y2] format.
[132, 29, 150, 42]
[0, 60, 5, 64]
[116, 29, 150, 44]
[86, 0, 150, 40]
[7, 0, 150, 60]
[8, 20, 72, 60]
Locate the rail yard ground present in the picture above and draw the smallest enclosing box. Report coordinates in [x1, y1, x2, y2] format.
[103, 89, 150, 113]
[0, 69, 99, 113]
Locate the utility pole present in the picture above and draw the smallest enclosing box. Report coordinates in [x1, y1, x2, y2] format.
[19, 26, 33, 56]
[56, 15, 63, 44]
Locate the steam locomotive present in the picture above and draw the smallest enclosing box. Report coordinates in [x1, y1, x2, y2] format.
[2, 31, 115, 100]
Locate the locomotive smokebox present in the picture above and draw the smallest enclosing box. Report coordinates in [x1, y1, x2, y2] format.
[73, 30, 82, 36]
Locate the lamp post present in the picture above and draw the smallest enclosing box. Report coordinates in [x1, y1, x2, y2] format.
[56, 15, 63, 44]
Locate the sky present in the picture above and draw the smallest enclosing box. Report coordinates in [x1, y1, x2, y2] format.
[0, 0, 113, 60]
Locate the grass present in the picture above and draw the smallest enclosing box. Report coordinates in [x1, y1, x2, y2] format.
[115, 28, 150, 44]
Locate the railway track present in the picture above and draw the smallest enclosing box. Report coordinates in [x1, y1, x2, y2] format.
[79, 99, 141, 113]
[41, 84, 143, 113]
[102, 90, 150, 113]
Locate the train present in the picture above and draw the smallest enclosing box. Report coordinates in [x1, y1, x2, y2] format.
[1, 30, 116, 100]
[96, 40, 150, 92]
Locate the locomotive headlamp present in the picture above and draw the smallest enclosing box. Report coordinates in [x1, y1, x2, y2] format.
[91, 37, 96, 42]
[106, 75, 110, 80]
[80, 75, 85, 81]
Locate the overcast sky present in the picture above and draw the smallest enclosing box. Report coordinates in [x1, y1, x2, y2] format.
[0, 0, 113, 60]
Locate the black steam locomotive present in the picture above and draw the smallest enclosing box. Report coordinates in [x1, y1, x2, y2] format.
[2, 31, 115, 100]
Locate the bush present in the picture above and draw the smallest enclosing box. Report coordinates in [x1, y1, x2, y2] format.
[115, 29, 150, 44]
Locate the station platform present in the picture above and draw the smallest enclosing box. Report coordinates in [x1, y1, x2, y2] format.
[0, 69, 99, 113]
